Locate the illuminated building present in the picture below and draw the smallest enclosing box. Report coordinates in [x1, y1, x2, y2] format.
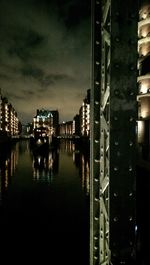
[137, 2, 150, 146]
[59, 121, 73, 136]
[0, 92, 19, 136]
[79, 89, 90, 137]
[73, 114, 80, 136]
[33, 109, 59, 137]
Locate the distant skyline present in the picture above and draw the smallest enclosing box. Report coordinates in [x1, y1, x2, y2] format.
[0, 0, 91, 123]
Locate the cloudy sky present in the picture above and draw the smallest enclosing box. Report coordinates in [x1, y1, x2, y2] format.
[0, 0, 91, 124]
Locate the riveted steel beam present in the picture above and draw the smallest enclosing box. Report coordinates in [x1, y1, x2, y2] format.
[90, 0, 138, 264]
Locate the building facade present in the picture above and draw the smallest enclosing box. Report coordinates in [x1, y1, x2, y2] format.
[33, 109, 59, 137]
[137, 2, 150, 151]
[79, 89, 90, 137]
[73, 114, 80, 136]
[59, 121, 73, 136]
[0, 94, 19, 136]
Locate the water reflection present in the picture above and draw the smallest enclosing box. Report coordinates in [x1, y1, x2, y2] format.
[0, 144, 18, 204]
[81, 154, 90, 195]
[59, 139, 90, 195]
[31, 149, 59, 183]
[0, 139, 89, 265]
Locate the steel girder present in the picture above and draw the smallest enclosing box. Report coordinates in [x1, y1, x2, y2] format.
[90, 1, 138, 264]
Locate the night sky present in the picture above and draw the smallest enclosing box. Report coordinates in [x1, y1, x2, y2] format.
[0, 0, 91, 123]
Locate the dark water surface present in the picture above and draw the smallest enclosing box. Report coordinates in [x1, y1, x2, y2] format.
[0, 139, 90, 264]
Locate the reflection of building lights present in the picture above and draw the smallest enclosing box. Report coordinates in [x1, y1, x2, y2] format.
[73, 152, 75, 162]
[38, 156, 41, 164]
[86, 161, 90, 195]
[82, 155, 85, 189]
[37, 139, 42, 145]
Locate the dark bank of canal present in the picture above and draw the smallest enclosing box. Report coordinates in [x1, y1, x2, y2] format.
[0, 139, 90, 265]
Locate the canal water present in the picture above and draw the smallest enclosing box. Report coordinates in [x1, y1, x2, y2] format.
[0, 139, 90, 265]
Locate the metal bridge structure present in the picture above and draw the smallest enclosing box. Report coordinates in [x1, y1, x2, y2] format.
[90, 0, 138, 264]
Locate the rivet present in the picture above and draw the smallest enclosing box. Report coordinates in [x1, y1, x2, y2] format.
[114, 167, 118, 171]
[129, 166, 132, 171]
[130, 39, 135, 45]
[114, 89, 120, 95]
[129, 216, 133, 221]
[94, 178, 99, 182]
[129, 117, 133, 122]
[130, 91, 134, 96]
[113, 217, 118, 222]
[129, 141, 133, 146]
[115, 37, 120, 42]
[95, 159, 100, 163]
[130, 65, 134, 70]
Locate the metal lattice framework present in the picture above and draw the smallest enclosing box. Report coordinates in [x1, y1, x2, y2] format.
[90, 1, 138, 264]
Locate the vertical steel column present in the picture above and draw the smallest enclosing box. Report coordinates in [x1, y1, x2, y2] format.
[90, 0, 101, 264]
[90, 0, 138, 264]
[100, 0, 111, 264]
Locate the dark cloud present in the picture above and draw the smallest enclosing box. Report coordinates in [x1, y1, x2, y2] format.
[22, 90, 35, 96]
[8, 93, 26, 101]
[8, 29, 45, 61]
[0, 0, 91, 123]
[21, 66, 44, 79]
[20, 65, 73, 88]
